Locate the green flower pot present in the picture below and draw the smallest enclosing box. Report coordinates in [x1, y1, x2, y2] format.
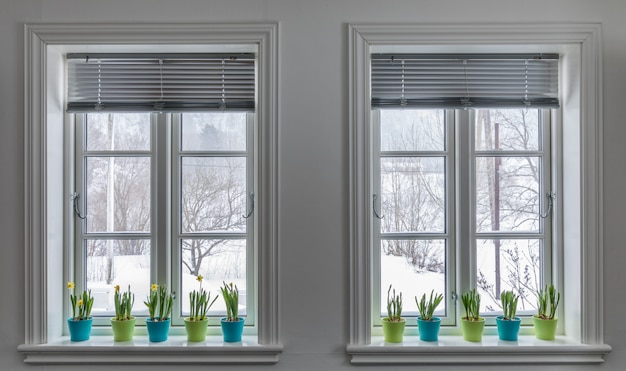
[533, 316, 558, 340]
[381, 318, 405, 343]
[110, 316, 136, 342]
[184, 318, 209, 342]
[461, 317, 485, 342]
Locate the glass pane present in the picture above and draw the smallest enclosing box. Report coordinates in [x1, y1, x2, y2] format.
[86, 113, 151, 151]
[86, 157, 151, 232]
[181, 239, 247, 317]
[181, 157, 247, 233]
[380, 239, 446, 317]
[380, 109, 445, 151]
[181, 112, 247, 151]
[475, 156, 540, 232]
[86, 239, 151, 316]
[381, 157, 445, 233]
[476, 239, 541, 314]
[475, 109, 540, 151]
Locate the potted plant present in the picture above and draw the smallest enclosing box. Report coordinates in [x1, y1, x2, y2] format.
[184, 275, 218, 342]
[220, 281, 245, 342]
[381, 285, 405, 343]
[66, 282, 94, 341]
[460, 288, 485, 342]
[415, 290, 444, 342]
[496, 290, 521, 341]
[111, 284, 135, 342]
[533, 284, 561, 340]
[144, 283, 173, 342]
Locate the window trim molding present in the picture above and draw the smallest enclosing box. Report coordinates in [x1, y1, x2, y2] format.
[348, 22, 610, 364]
[21, 22, 281, 365]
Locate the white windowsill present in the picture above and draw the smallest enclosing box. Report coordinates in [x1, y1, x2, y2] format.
[18, 335, 283, 365]
[347, 336, 611, 364]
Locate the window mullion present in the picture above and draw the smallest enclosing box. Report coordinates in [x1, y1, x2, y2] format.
[153, 113, 171, 288]
[456, 109, 474, 296]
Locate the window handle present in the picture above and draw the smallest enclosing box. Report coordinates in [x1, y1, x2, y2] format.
[540, 192, 556, 219]
[242, 192, 254, 219]
[373, 194, 384, 219]
[71, 192, 87, 220]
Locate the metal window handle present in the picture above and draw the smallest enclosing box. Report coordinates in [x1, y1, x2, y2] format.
[373, 194, 384, 219]
[540, 192, 556, 218]
[71, 192, 87, 220]
[242, 192, 254, 219]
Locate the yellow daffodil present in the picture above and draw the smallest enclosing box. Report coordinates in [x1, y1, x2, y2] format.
[77, 299, 83, 307]
[67, 282, 75, 290]
[196, 275, 203, 282]
[151, 283, 158, 292]
[114, 285, 120, 292]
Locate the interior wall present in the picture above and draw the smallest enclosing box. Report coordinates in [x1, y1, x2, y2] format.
[2, 0, 626, 370]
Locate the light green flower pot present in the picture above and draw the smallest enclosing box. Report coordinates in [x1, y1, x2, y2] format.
[184, 318, 209, 342]
[381, 318, 406, 343]
[533, 316, 558, 340]
[461, 317, 485, 342]
[111, 316, 136, 342]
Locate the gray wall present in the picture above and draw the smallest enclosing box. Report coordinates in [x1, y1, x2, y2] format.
[2, 0, 626, 370]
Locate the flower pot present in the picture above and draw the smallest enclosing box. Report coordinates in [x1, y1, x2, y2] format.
[67, 317, 93, 342]
[460, 317, 485, 342]
[220, 317, 245, 342]
[417, 317, 441, 342]
[110, 317, 136, 342]
[184, 318, 209, 342]
[496, 316, 521, 341]
[381, 318, 406, 343]
[533, 316, 558, 340]
[146, 317, 171, 342]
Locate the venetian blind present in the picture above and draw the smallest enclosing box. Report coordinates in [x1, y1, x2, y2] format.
[371, 53, 559, 109]
[66, 53, 255, 112]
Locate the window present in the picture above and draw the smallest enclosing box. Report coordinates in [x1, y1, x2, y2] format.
[348, 23, 610, 364]
[68, 53, 257, 329]
[373, 107, 552, 328]
[20, 23, 281, 365]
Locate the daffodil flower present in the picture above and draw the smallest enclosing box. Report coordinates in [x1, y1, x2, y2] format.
[196, 275, 203, 282]
[67, 282, 75, 290]
[78, 299, 83, 307]
[114, 285, 120, 292]
[151, 283, 158, 292]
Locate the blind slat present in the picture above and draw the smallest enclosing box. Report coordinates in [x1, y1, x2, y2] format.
[371, 54, 559, 109]
[67, 53, 256, 112]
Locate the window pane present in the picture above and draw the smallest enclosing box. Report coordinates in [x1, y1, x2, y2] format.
[381, 157, 445, 233]
[181, 157, 246, 233]
[86, 157, 151, 232]
[86, 239, 150, 316]
[181, 112, 247, 151]
[181, 239, 247, 317]
[86, 113, 151, 151]
[475, 109, 540, 151]
[475, 156, 540, 232]
[476, 239, 541, 314]
[380, 110, 445, 151]
[380, 239, 446, 317]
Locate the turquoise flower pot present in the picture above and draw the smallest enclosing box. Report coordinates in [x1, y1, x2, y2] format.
[496, 316, 521, 341]
[417, 317, 441, 342]
[67, 317, 92, 342]
[220, 318, 245, 342]
[146, 318, 171, 342]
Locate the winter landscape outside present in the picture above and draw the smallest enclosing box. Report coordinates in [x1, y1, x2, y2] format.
[378, 108, 545, 318]
[81, 112, 248, 318]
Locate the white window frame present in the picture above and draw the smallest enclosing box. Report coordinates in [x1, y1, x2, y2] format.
[347, 23, 611, 364]
[20, 22, 282, 365]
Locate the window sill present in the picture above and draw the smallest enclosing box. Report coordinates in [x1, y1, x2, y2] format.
[18, 335, 283, 365]
[347, 336, 611, 365]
